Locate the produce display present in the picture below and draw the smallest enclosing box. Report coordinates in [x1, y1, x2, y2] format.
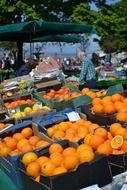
[46, 119, 100, 142]
[0, 76, 127, 190]
[42, 87, 107, 101]
[11, 104, 50, 119]
[91, 93, 127, 122]
[0, 127, 50, 157]
[4, 98, 33, 109]
[21, 142, 95, 181]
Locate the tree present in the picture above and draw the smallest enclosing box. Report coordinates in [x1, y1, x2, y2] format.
[72, 0, 127, 53]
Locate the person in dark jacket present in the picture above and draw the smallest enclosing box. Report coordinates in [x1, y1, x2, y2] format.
[15, 59, 38, 77]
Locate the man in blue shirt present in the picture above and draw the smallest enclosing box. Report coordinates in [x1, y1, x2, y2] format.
[78, 51, 97, 89]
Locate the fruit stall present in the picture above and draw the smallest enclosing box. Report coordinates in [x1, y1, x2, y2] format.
[1, 75, 127, 190]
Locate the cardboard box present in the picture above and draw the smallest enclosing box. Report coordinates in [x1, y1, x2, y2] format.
[19, 140, 112, 190]
[0, 121, 53, 189]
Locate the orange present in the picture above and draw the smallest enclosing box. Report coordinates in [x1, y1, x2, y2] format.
[36, 156, 49, 166]
[63, 155, 79, 170]
[92, 104, 104, 114]
[84, 134, 94, 145]
[121, 140, 127, 153]
[111, 94, 122, 102]
[47, 127, 55, 137]
[26, 161, 41, 178]
[50, 153, 63, 167]
[66, 128, 76, 135]
[78, 149, 95, 163]
[20, 144, 33, 153]
[0, 123, 5, 130]
[21, 127, 33, 139]
[110, 123, 122, 136]
[0, 146, 11, 157]
[92, 98, 102, 105]
[36, 140, 49, 148]
[9, 149, 20, 156]
[97, 143, 112, 156]
[41, 160, 56, 176]
[4, 137, 12, 143]
[90, 135, 104, 150]
[114, 102, 125, 111]
[5, 138, 17, 150]
[77, 144, 93, 154]
[115, 127, 126, 137]
[81, 88, 90, 95]
[101, 96, 112, 105]
[77, 127, 88, 138]
[116, 112, 127, 122]
[62, 147, 77, 157]
[22, 152, 38, 166]
[94, 127, 108, 140]
[58, 122, 69, 131]
[49, 143, 63, 154]
[88, 123, 100, 134]
[111, 135, 123, 149]
[118, 107, 127, 113]
[63, 133, 74, 141]
[13, 133, 24, 141]
[53, 167, 67, 175]
[29, 136, 40, 146]
[83, 121, 92, 128]
[107, 132, 113, 141]
[75, 119, 86, 126]
[17, 138, 29, 150]
[58, 88, 65, 95]
[104, 104, 116, 114]
[86, 91, 97, 99]
[52, 130, 65, 140]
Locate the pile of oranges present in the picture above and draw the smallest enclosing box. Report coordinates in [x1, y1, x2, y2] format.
[4, 99, 33, 109]
[21, 121, 127, 181]
[47, 119, 127, 156]
[91, 93, 127, 122]
[22, 142, 95, 180]
[42, 87, 106, 102]
[81, 88, 107, 99]
[0, 127, 50, 157]
[83, 122, 127, 155]
[47, 119, 100, 142]
[43, 87, 81, 102]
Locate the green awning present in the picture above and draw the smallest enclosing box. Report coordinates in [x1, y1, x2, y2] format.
[33, 34, 82, 43]
[0, 20, 95, 42]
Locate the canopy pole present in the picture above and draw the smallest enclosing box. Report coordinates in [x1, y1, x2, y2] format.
[17, 42, 23, 65]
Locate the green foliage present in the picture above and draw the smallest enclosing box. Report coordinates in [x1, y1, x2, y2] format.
[72, 0, 127, 52]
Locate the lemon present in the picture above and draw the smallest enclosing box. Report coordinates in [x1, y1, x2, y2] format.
[24, 107, 32, 115]
[32, 104, 41, 112]
[42, 106, 51, 111]
[13, 112, 23, 119]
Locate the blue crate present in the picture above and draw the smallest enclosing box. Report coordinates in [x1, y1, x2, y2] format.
[0, 156, 24, 189]
[37, 108, 73, 128]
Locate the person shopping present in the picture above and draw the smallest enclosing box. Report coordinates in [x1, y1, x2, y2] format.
[78, 51, 97, 89]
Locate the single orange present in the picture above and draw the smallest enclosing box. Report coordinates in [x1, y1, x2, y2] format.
[111, 135, 123, 149]
[26, 161, 41, 178]
[49, 143, 63, 154]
